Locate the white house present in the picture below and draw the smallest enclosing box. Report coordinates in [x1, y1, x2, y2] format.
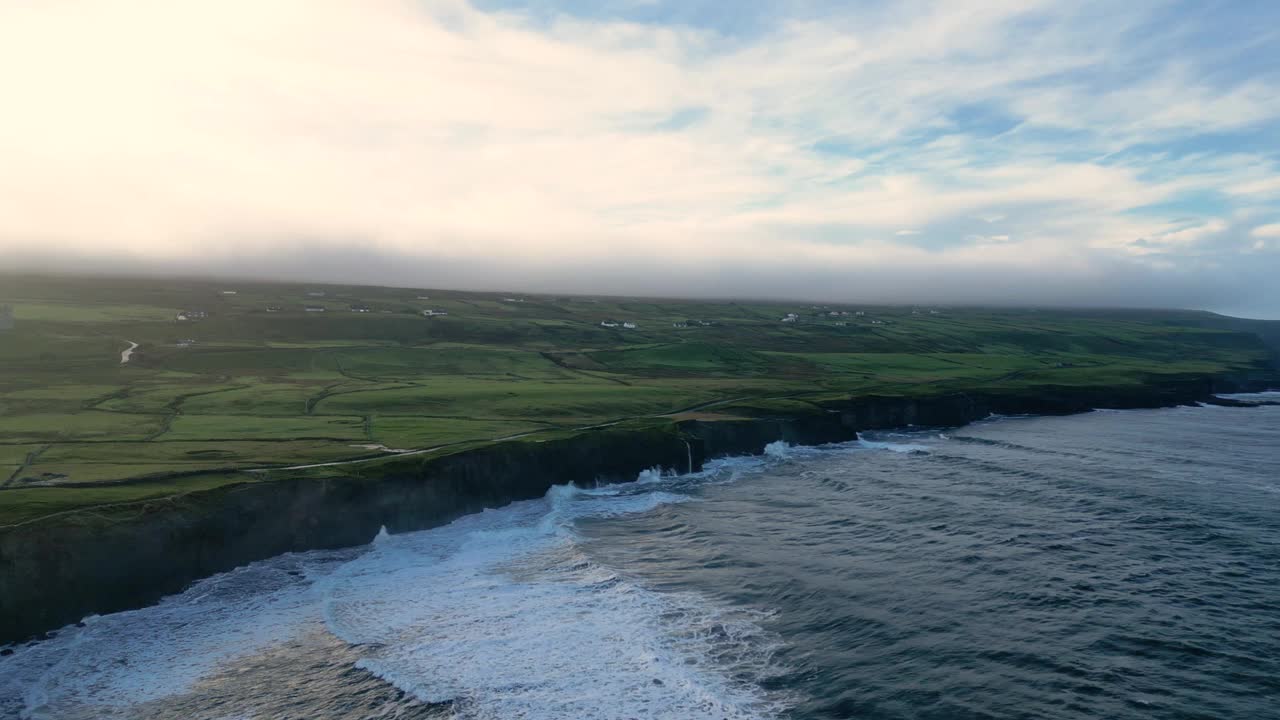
[423, 309, 448, 317]
[600, 321, 619, 328]
[304, 306, 326, 313]
[781, 314, 798, 323]
[221, 290, 237, 296]
[622, 322, 637, 329]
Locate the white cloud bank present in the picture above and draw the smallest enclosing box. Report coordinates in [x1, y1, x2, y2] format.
[1, 0, 1278, 314]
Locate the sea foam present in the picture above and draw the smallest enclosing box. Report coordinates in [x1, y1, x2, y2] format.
[1, 465, 785, 720]
[855, 433, 932, 454]
[320, 478, 784, 719]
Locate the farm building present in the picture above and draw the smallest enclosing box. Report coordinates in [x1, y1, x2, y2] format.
[304, 306, 326, 313]
[423, 309, 449, 317]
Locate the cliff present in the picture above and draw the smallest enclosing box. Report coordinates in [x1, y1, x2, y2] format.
[0, 373, 1274, 645]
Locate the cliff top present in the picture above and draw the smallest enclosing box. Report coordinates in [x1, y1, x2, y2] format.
[1, 273, 1275, 525]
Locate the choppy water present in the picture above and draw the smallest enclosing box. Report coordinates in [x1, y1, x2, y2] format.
[2, 396, 1278, 719]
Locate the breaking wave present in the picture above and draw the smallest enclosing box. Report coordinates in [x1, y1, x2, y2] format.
[854, 432, 933, 454]
[763, 440, 792, 459]
[320, 473, 786, 719]
[1, 462, 789, 720]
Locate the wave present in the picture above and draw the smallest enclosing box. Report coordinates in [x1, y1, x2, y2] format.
[855, 434, 931, 454]
[1, 465, 785, 720]
[0, 549, 349, 718]
[1216, 391, 1280, 400]
[320, 476, 786, 719]
[763, 440, 792, 459]
[635, 466, 674, 485]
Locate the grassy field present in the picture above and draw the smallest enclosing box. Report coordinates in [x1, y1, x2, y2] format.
[1, 273, 1276, 524]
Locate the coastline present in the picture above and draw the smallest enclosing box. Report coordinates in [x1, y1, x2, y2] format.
[1, 372, 1275, 645]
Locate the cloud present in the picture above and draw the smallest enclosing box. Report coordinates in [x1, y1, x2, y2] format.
[1229, 176, 1280, 198]
[1138, 218, 1230, 249]
[0, 0, 1278, 315]
[1252, 224, 1280, 238]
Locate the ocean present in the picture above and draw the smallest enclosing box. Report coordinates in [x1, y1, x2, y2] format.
[2, 395, 1278, 719]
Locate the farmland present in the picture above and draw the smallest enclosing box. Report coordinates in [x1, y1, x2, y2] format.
[0, 273, 1276, 524]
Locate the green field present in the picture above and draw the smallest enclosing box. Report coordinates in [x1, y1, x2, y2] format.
[1, 273, 1276, 524]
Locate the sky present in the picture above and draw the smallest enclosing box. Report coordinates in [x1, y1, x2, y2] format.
[2, 0, 1279, 316]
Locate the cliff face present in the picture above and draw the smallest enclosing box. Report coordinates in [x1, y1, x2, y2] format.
[0, 426, 693, 645]
[0, 374, 1273, 644]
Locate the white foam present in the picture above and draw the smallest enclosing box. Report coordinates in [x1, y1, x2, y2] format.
[1216, 391, 1280, 400]
[855, 434, 931, 454]
[340, 542, 783, 719]
[763, 440, 792, 459]
[319, 481, 783, 718]
[636, 466, 672, 484]
[1, 551, 350, 718]
[2, 471, 784, 719]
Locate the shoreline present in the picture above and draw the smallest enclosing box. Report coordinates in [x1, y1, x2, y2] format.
[1, 372, 1276, 645]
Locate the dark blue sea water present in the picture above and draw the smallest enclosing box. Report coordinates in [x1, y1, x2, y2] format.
[2, 397, 1278, 719]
